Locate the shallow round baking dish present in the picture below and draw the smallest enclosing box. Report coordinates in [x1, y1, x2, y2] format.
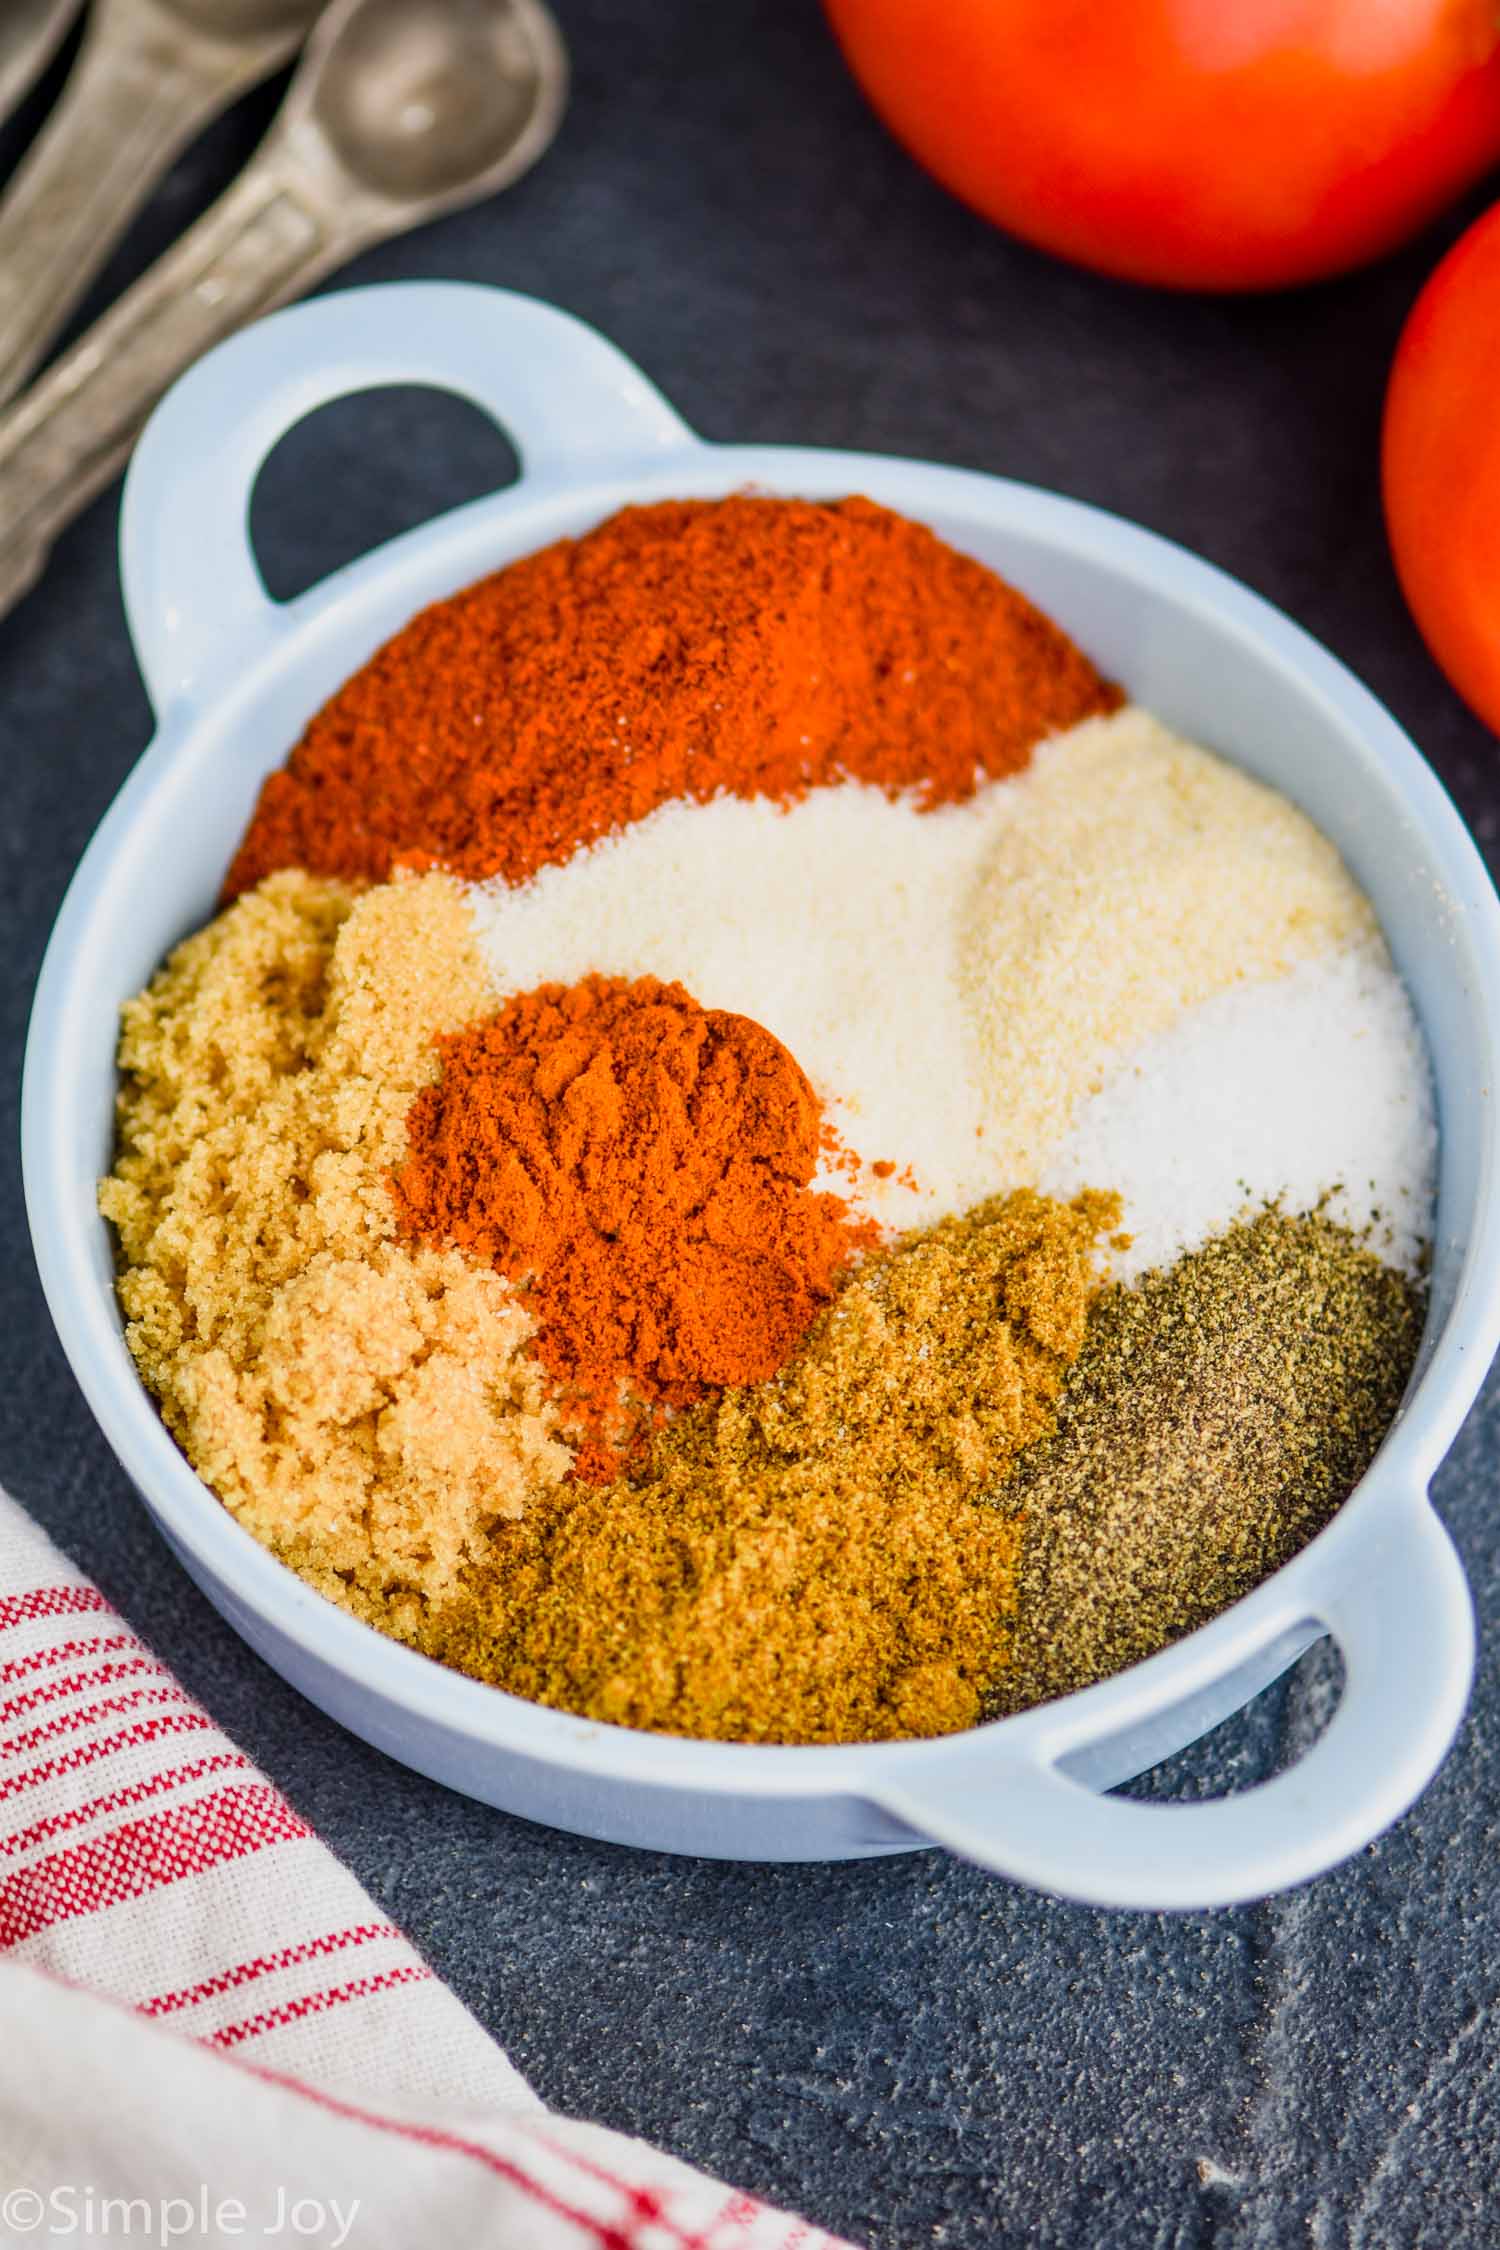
[22, 282, 1500, 1909]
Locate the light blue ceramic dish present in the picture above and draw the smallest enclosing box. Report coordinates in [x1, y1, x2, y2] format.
[23, 282, 1500, 1908]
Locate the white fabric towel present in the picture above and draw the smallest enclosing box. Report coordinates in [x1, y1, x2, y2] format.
[0, 1491, 855, 2249]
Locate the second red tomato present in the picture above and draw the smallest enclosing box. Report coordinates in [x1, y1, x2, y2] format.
[823, 0, 1500, 291]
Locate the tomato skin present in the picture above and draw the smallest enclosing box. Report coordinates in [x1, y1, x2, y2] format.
[822, 0, 1500, 291]
[1383, 201, 1500, 736]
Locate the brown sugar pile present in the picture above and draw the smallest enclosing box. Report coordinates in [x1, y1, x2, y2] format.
[224, 495, 1120, 899]
[422, 1188, 1119, 1745]
[99, 870, 572, 1625]
[390, 975, 878, 1482]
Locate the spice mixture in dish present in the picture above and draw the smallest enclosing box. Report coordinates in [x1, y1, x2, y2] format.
[102, 495, 1435, 1746]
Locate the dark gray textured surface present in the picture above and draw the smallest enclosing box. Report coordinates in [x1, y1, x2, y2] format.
[2, 5, 1498, 2244]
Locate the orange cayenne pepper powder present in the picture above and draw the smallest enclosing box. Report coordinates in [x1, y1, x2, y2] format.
[390, 974, 878, 1482]
[225, 496, 1120, 899]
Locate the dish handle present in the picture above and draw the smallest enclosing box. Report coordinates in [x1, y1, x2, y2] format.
[870, 1488, 1474, 1909]
[118, 280, 700, 717]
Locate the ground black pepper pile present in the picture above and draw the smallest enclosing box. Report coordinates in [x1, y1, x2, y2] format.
[989, 1207, 1424, 1714]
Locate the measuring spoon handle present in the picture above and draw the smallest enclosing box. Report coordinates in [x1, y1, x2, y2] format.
[0, 0, 305, 411]
[0, 0, 84, 129]
[0, 131, 374, 624]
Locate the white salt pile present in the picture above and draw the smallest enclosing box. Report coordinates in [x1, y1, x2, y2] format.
[958, 709, 1377, 1179]
[1044, 942, 1435, 1281]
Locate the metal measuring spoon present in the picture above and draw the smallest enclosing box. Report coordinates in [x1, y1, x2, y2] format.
[0, 0, 325, 410]
[0, 0, 568, 623]
[0, 0, 84, 132]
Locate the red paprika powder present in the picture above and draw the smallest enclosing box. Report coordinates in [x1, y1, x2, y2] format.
[390, 973, 878, 1480]
[225, 495, 1118, 899]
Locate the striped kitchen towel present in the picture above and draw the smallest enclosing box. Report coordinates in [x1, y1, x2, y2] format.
[0, 1490, 854, 2249]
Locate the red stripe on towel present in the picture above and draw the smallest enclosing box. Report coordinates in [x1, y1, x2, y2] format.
[0, 1633, 140, 1686]
[0, 1587, 108, 1635]
[0, 1685, 193, 1763]
[0, 1783, 309, 1946]
[0, 1712, 215, 1804]
[0, 1753, 253, 1861]
[144, 1923, 404, 2018]
[210, 1962, 434, 2049]
[241, 2060, 675, 2247]
[0, 1657, 173, 1725]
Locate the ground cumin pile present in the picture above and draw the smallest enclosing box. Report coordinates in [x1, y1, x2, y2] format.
[990, 1208, 1424, 1714]
[99, 870, 573, 1623]
[391, 974, 877, 1482]
[224, 496, 1120, 898]
[419, 1188, 1118, 1745]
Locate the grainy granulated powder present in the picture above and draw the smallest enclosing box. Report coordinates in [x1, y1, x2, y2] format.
[1044, 940, 1435, 1281]
[421, 1187, 1120, 1744]
[991, 1208, 1424, 1713]
[961, 710, 1379, 1178]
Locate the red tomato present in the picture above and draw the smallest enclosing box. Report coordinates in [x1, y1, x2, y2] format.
[822, 0, 1500, 291]
[1383, 201, 1500, 735]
